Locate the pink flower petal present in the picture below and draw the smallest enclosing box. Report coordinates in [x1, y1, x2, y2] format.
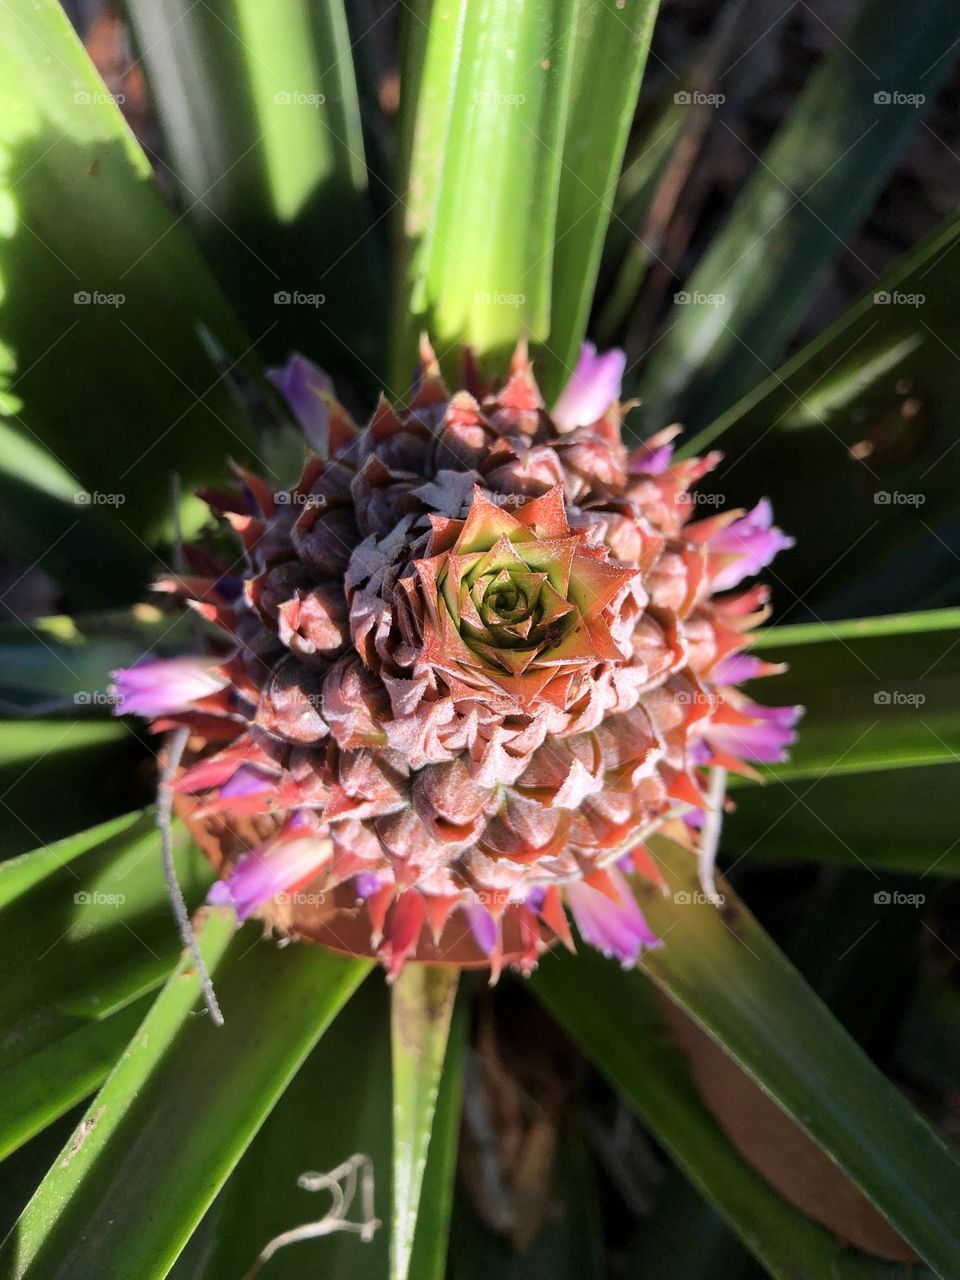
[566, 866, 658, 966]
[268, 353, 333, 454]
[552, 343, 626, 431]
[708, 499, 794, 591]
[110, 657, 226, 718]
[208, 830, 332, 919]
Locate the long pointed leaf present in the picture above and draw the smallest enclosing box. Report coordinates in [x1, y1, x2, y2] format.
[678, 211, 960, 617]
[726, 762, 960, 874]
[391, 966, 460, 1280]
[0, 719, 137, 857]
[0, 811, 210, 1159]
[745, 607, 960, 781]
[636, 0, 960, 431]
[0, 916, 370, 1280]
[0, 0, 256, 597]
[392, 0, 579, 379]
[125, 0, 384, 385]
[541, 0, 660, 397]
[534, 947, 927, 1279]
[629, 836, 960, 1275]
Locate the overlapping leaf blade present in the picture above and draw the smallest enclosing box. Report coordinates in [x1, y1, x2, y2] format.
[391, 966, 461, 1280]
[624, 837, 960, 1275]
[746, 608, 960, 780]
[124, 0, 383, 386]
[540, 0, 660, 397]
[0, 719, 140, 857]
[0, 608, 193, 716]
[636, 0, 960, 433]
[0, 915, 370, 1280]
[0, 810, 210, 1160]
[392, 0, 579, 381]
[534, 946, 932, 1279]
[725, 762, 960, 874]
[678, 211, 960, 617]
[0, 0, 256, 599]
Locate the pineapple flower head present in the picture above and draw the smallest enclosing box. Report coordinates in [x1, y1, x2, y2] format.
[113, 340, 800, 978]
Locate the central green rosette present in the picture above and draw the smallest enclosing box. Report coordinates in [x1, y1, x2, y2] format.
[401, 484, 643, 712]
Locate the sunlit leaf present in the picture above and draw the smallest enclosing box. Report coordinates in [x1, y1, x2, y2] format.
[0, 917, 370, 1280]
[0, 0, 256, 599]
[540, 0, 660, 397]
[125, 0, 384, 388]
[392, 0, 578, 381]
[391, 965, 460, 1280]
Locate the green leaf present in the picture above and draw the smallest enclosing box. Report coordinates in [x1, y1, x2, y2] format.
[0, 916, 371, 1280]
[635, 0, 960, 432]
[0, 811, 210, 1159]
[177, 975, 392, 1280]
[0, 719, 139, 857]
[406, 981, 467, 1280]
[0, 0, 255, 600]
[124, 0, 384, 387]
[392, 0, 579, 380]
[0, 995, 153, 1168]
[725, 762, 960, 875]
[534, 945, 930, 1279]
[540, 0, 660, 398]
[677, 210, 960, 616]
[744, 608, 960, 781]
[0, 808, 144, 907]
[630, 836, 960, 1275]
[391, 966, 460, 1280]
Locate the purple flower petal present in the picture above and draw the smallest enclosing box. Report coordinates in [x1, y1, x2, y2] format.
[709, 499, 794, 591]
[218, 765, 275, 799]
[710, 651, 765, 685]
[354, 872, 382, 900]
[268, 353, 333, 454]
[110, 656, 225, 718]
[702, 702, 803, 764]
[566, 867, 658, 967]
[465, 903, 498, 955]
[552, 343, 626, 432]
[208, 832, 332, 920]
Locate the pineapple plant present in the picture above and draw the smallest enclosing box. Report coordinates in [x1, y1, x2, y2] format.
[1, 1, 960, 1277]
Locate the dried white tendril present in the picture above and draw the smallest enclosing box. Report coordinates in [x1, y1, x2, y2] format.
[697, 764, 728, 905]
[158, 725, 223, 1026]
[241, 1153, 381, 1280]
